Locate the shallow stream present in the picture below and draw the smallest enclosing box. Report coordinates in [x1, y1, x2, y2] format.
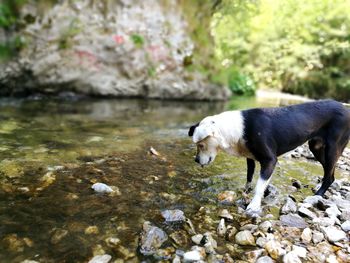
[0, 96, 348, 262]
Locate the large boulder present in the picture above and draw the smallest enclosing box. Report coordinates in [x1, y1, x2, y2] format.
[0, 0, 230, 100]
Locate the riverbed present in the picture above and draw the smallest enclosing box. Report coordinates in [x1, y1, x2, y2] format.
[0, 95, 348, 262]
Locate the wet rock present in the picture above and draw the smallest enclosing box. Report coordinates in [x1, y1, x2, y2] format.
[91, 183, 114, 193]
[301, 228, 312, 243]
[217, 218, 227, 237]
[298, 206, 317, 220]
[256, 237, 268, 248]
[291, 180, 302, 189]
[280, 214, 308, 228]
[256, 256, 274, 263]
[259, 221, 272, 233]
[265, 240, 286, 260]
[320, 226, 347, 243]
[292, 245, 307, 258]
[219, 209, 233, 221]
[283, 252, 301, 263]
[303, 195, 323, 206]
[3, 234, 25, 252]
[240, 223, 258, 232]
[161, 209, 185, 222]
[235, 230, 255, 246]
[222, 253, 234, 263]
[184, 218, 196, 235]
[183, 250, 203, 262]
[50, 228, 68, 244]
[264, 184, 279, 198]
[340, 220, 350, 232]
[88, 254, 112, 263]
[203, 232, 217, 254]
[225, 226, 238, 242]
[170, 230, 190, 247]
[312, 230, 324, 244]
[105, 237, 121, 248]
[312, 216, 336, 227]
[217, 191, 237, 205]
[281, 197, 297, 214]
[244, 249, 265, 262]
[139, 221, 168, 256]
[85, 226, 99, 235]
[340, 210, 350, 221]
[191, 234, 203, 245]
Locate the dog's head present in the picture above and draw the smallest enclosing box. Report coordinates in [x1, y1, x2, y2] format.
[188, 116, 223, 167]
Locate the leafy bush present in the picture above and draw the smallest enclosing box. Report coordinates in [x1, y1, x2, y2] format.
[211, 0, 350, 101]
[228, 69, 256, 95]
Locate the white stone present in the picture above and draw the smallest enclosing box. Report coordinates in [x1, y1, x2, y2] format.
[265, 240, 286, 260]
[91, 183, 114, 193]
[283, 251, 302, 263]
[301, 228, 312, 243]
[183, 250, 202, 262]
[235, 230, 255, 246]
[292, 245, 307, 258]
[88, 254, 112, 263]
[191, 234, 203, 245]
[256, 256, 274, 263]
[341, 220, 350, 232]
[217, 218, 227, 237]
[321, 226, 347, 243]
[312, 231, 324, 244]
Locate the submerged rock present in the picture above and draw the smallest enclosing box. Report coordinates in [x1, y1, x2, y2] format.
[88, 254, 112, 263]
[280, 214, 308, 228]
[161, 209, 185, 222]
[139, 221, 168, 256]
[235, 230, 255, 246]
[91, 183, 114, 193]
[217, 191, 237, 205]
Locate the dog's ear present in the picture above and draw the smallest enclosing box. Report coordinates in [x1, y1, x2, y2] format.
[188, 123, 199, 137]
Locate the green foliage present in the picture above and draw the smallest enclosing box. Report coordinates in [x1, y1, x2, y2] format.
[212, 0, 350, 100]
[130, 34, 144, 48]
[228, 69, 256, 95]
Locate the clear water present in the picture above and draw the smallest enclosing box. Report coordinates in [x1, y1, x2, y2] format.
[0, 96, 347, 262]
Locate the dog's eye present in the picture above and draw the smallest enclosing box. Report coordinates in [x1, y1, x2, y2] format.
[198, 144, 204, 149]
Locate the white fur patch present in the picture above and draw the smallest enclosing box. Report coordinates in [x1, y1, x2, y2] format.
[246, 176, 272, 212]
[193, 111, 245, 148]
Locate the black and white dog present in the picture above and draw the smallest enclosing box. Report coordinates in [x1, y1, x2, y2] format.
[188, 100, 350, 217]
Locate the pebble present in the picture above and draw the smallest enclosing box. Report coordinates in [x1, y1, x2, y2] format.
[91, 183, 114, 193]
[280, 214, 308, 228]
[301, 228, 312, 243]
[88, 254, 112, 263]
[283, 251, 302, 263]
[183, 250, 202, 262]
[259, 221, 272, 233]
[219, 209, 233, 221]
[235, 230, 255, 246]
[340, 220, 350, 232]
[325, 206, 341, 218]
[298, 206, 317, 219]
[256, 256, 274, 263]
[217, 218, 226, 237]
[217, 191, 237, 205]
[281, 197, 297, 214]
[265, 240, 286, 260]
[225, 226, 238, 242]
[312, 230, 324, 244]
[161, 209, 185, 222]
[191, 234, 203, 245]
[292, 245, 307, 258]
[320, 226, 347, 243]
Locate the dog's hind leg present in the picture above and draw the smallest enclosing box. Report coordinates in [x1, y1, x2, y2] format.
[246, 157, 277, 217]
[314, 136, 347, 196]
[244, 158, 255, 193]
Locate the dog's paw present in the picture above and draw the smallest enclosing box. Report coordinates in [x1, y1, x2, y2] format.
[245, 208, 262, 218]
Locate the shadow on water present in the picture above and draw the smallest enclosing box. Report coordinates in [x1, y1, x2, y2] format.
[0, 97, 347, 262]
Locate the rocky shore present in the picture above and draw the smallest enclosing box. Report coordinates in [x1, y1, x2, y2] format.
[133, 178, 350, 263]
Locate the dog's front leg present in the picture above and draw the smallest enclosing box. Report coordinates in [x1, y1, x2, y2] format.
[246, 157, 277, 217]
[244, 158, 255, 193]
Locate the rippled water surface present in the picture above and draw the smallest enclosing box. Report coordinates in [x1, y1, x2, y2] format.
[0, 96, 347, 262]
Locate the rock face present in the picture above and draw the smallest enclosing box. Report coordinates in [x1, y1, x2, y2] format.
[0, 0, 230, 100]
